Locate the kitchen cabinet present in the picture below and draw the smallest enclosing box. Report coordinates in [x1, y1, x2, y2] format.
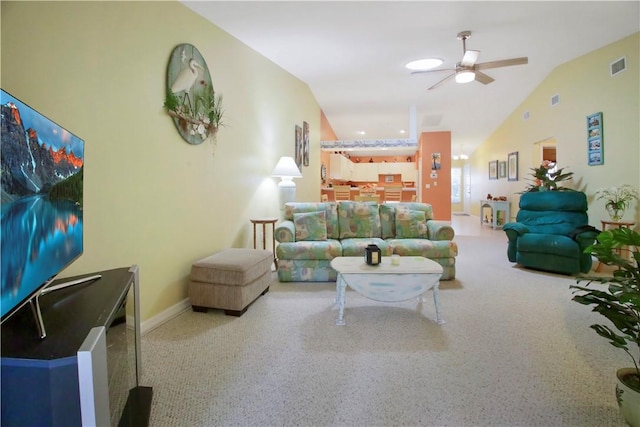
[378, 163, 416, 182]
[329, 154, 353, 181]
[330, 155, 416, 183]
[352, 162, 379, 182]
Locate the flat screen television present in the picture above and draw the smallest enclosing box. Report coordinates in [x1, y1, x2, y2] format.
[1, 89, 85, 330]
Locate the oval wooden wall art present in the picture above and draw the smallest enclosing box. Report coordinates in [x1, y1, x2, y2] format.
[164, 44, 221, 145]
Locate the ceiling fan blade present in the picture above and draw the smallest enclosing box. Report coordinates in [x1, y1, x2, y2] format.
[427, 73, 456, 91]
[460, 50, 480, 67]
[474, 71, 495, 85]
[475, 57, 528, 70]
[410, 68, 455, 75]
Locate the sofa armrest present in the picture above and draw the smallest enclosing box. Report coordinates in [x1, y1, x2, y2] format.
[570, 225, 599, 250]
[503, 222, 528, 237]
[503, 222, 529, 263]
[426, 220, 455, 241]
[275, 220, 295, 243]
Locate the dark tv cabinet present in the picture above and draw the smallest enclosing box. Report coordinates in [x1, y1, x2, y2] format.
[1, 266, 152, 426]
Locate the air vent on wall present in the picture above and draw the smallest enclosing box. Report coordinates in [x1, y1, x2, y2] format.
[551, 94, 560, 106]
[610, 56, 626, 76]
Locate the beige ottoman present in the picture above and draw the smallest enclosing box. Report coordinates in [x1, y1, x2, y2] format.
[189, 248, 273, 316]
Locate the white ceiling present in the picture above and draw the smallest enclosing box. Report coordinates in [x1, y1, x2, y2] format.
[182, 1, 639, 158]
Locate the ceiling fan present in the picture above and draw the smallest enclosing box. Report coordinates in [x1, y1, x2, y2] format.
[413, 31, 528, 91]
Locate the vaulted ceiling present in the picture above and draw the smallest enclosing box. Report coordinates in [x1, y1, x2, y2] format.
[183, 1, 639, 157]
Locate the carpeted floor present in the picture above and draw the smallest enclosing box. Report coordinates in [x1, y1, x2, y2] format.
[141, 218, 628, 426]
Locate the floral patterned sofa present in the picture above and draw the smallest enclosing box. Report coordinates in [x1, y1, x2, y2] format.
[274, 201, 458, 282]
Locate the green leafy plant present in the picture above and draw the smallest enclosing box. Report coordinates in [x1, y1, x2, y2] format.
[571, 227, 640, 392]
[164, 86, 225, 141]
[524, 160, 574, 192]
[595, 184, 639, 221]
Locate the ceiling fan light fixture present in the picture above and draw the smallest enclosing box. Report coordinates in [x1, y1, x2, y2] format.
[405, 58, 443, 71]
[455, 70, 475, 84]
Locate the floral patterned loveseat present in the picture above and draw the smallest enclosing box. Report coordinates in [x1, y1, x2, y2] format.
[274, 201, 458, 282]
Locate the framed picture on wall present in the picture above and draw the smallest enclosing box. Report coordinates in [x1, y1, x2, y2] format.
[587, 112, 604, 166]
[508, 151, 519, 181]
[295, 124, 302, 170]
[489, 160, 498, 180]
[499, 161, 507, 178]
[302, 121, 310, 167]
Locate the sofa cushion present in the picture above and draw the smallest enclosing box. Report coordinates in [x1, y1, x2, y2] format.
[284, 202, 339, 239]
[387, 239, 458, 259]
[379, 204, 396, 239]
[395, 207, 428, 238]
[340, 238, 392, 256]
[338, 202, 381, 239]
[294, 210, 327, 241]
[276, 239, 342, 260]
[517, 233, 579, 257]
[516, 210, 587, 236]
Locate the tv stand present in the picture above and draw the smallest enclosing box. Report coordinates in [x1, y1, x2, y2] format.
[1, 266, 152, 427]
[31, 274, 103, 339]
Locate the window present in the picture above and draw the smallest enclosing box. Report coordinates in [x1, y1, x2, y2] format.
[451, 167, 462, 203]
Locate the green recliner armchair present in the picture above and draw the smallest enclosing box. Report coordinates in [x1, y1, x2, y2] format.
[503, 191, 599, 274]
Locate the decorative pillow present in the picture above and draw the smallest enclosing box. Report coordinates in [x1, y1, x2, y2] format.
[338, 202, 381, 239]
[395, 207, 428, 238]
[294, 210, 327, 241]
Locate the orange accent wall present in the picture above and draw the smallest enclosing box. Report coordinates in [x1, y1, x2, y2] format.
[320, 110, 337, 141]
[419, 131, 451, 220]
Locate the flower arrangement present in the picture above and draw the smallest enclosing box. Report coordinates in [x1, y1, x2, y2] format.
[524, 160, 574, 192]
[359, 183, 377, 195]
[595, 184, 639, 221]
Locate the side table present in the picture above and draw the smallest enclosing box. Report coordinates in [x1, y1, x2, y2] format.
[480, 199, 510, 229]
[250, 219, 278, 268]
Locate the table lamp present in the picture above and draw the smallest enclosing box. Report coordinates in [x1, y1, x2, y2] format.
[272, 156, 302, 210]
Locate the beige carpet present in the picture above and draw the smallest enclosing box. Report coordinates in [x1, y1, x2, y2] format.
[141, 227, 628, 426]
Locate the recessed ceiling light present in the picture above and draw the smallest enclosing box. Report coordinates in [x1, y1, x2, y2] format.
[357, 131, 366, 135]
[405, 58, 443, 71]
[399, 129, 406, 134]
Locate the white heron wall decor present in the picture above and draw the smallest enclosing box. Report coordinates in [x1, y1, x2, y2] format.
[170, 58, 204, 115]
[164, 43, 224, 146]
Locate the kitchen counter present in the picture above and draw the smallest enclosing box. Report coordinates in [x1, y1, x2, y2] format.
[321, 187, 416, 202]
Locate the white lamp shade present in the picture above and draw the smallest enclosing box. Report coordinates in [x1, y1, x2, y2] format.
[272, 156, 302, 178]
[455, 70, 475, 84]
[272, 156, 302, 214]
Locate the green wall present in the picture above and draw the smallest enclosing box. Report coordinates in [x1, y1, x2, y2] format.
[469, 32, 639, 225]
[1, 1, 321, 323]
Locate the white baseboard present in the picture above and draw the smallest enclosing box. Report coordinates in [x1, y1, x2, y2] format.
[140, 298, 191, 335]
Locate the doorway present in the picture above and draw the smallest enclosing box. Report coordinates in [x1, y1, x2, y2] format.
[533, 138, 557, 169]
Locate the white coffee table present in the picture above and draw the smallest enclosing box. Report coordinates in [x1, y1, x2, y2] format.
[330, 256, 445, 326]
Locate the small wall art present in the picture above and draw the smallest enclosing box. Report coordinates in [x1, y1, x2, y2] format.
[303, 121, 310, 167]
[587, 112, 603, 166]
[499, 161, 507, 178]
[489, 160, 498, 180]
[431, 153, 441, 170]
[508, 151, 519, 181]
[295, 125, 303, 170]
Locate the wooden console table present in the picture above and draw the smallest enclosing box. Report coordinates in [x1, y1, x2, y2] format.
[480, 200, 510, 229]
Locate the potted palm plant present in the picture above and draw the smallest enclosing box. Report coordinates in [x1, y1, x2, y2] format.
[571, 227, 640, 426]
